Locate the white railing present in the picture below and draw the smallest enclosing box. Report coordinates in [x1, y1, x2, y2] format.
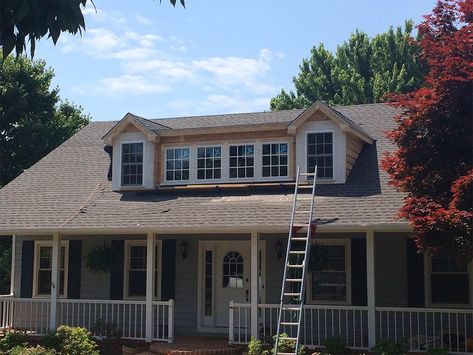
[0, 297, 174, 342]
[229, 302, 368, 349]
[153, 300, 174, 343]
[376, 307, 473, 354]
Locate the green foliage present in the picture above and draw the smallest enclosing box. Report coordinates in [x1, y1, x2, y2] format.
[44, 326, 98, 355]
[322, 336, 350, 354]
[0, 330, 28, 351]
[370, 339, 407, 355]
[248, 337, 267, 355]
[0, 54, 90, 188]
[90, 319, 122, 340]
[40, 332, 61, 352]
[0, 0, 185, 58]
[272, 333, 305, 355]
[270, 20, 425, 110]
[7, 345, 55, 355]
[0, 238, 12, 294]
[85, 245, 114, 273]
[427, 349, 448, 355]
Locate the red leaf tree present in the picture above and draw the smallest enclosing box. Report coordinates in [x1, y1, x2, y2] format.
[382, 0, 473, 259]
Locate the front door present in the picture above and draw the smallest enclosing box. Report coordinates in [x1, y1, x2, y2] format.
[198, 240, 265, 332]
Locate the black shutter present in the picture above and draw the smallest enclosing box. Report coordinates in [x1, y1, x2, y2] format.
[110, 240, 124, 300]
[351, 238, 367, 306]
[67, 240, 82, 299]
[161, 240, 176, 301]
[20, 241, 34, 298]
[406, 239, 425, 307]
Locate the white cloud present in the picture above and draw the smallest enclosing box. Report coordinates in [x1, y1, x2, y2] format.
[135, 14, 152, 26]
[91, 75, 169, 97]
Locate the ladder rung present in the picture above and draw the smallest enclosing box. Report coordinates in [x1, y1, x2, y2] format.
[292, 223, 310, 228]
[280, 321, 299, 326]
[287, 264, 304, 268]
[277, 353, 296, 355]
[289, 250, 305, 254]
[279, 337, 298, 341]
[294, 210, 310, 213]
[299, 172, 316, 176]
[286, 279, 303, 282]
[291, 237, 308, 241]
[283, 292, 301, 296]
[281, 306, 301, 311]
[296, 197, 313, 201]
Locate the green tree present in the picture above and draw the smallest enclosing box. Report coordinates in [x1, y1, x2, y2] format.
[270, 21, 425, 110]
[0, 54, 90, 187]
[0, 0, 185, 58]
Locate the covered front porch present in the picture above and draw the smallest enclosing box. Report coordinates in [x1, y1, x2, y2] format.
[0, 230, 472, 353]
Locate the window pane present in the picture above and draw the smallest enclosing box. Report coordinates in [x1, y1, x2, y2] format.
[431, 274, 469, 304]
[307, 133, 333, 179]
[38, 270, 51, 295]
[129, 271, 146, 296]
[312, 272, 346, 301]
[122, 143, 144, 186]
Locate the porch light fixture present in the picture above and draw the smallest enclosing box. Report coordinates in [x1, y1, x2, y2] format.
[180, 240, 188, 259]
[275, 240, 282, 259]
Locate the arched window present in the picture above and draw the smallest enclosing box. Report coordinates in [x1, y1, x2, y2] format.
[223, 251, 243, 288]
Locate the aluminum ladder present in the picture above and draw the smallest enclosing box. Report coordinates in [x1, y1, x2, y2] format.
[274, 165, 318, 355]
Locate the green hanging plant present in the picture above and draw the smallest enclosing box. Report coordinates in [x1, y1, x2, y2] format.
[85, 245, 115, 273]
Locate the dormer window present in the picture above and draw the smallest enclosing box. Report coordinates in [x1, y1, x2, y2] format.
[197, 146, 222, 180]
[121, 142, 144, 186]
[262, 143, 288, 177]
[307, 132, 333, 179]
[166, 148, 190, 181]
[229, 145, 254, 179]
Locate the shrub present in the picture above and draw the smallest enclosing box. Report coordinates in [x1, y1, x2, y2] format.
[427, 349, 448, 355]
[7, 345, 55, 355]
[371, 339, 408, 355]
[53, 326, 99, 355]
[41, 332, 61, 352]
[0, 330, 28, 351]
[322, 336, 350, 354]
[248, 337, 268, 355]
[271, 333, 305, 355]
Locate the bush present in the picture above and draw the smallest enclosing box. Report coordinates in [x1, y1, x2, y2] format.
[0, 330, 28, 351]
[322, 336, 350, 354]
[371, 339, 408, 355]
[271, 333, 305, 355]
[7, 345, 55, 355]
[40, 332, 61, 352]
[49, 326, 99, 355]
[248, 337, 267, 355]
[427, 349, 448, 355]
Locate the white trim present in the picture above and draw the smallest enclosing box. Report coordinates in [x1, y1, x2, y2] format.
[250, 232, 259, 338]
[145, 232, 154, 342]
[305, 130, 335, 181]
[10, 235, 15, 296]
[32, 240, 69, 299]
[160, 138, 293, 186]
[306, 238, 352, 305]
[119, 140, 145, 188]
[366, 231, 376, 348]
[424, 253, 472, 308]
[123, 239, 163, 300]
[196, 240, 266, 333]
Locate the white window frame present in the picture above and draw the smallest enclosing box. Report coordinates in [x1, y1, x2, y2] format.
[196, 145, 223, 181]
[120, 140, 145, 188]
[424, 253, 473, 308]
[123, 240, 163, 300]
[305, 130, 335, 181]
[306, 239, 351, 305]
[33, 240, 69, 299]
[261, 141, 290, 179]
[228, 143, 256, 179]
[164, 146, 191, 183]
[160, 138, 292, 186]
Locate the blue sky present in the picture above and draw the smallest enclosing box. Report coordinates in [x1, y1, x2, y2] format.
[34, 0, 436, 121]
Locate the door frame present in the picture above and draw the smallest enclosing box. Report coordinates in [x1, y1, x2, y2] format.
[196, 239, 266, 333]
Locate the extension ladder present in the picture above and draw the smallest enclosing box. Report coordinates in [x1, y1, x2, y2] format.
[274, 165, 318, 355]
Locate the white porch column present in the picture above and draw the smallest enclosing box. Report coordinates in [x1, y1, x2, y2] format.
[145, 232, 155, 342]
[366, 231, 376, 348]
[250, 231, 259, 339]
[9, 235, 16, 295]
[49, 232, 61, 330]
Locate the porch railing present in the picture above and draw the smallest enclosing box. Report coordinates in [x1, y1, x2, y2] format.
[0, 297, 174, 343]
[229, 302, 368, 349]
[376, 307, 473, 354]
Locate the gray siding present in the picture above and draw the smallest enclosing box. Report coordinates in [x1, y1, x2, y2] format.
[80, 238, 110, 299]
[374, 232, 411, 307]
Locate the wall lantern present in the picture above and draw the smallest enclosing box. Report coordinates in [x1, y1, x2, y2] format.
[275, 240, 283, 259]
[180, 240, 188, 259]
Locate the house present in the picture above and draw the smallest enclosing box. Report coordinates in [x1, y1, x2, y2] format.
[0, 101, 471, 353]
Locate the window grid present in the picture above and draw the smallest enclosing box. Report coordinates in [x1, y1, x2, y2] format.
[121, 143, 144, 186]
[197, 147, 222, 180]
[430, 256, 469, 305]
[307, 132, 333, 179]
[229, 145, 254, 179]
[166, 148, 190, 181]
[311, 244, 346, 302]
[37, 246, 66, 296]
[262, 143, 288, 177]
[204, 251, 213, 316]
[128, 245, 146, 297]
[223, 251, 243, 288]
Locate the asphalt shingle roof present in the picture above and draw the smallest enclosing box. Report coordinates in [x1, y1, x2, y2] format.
[0, 103, 408, 235]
